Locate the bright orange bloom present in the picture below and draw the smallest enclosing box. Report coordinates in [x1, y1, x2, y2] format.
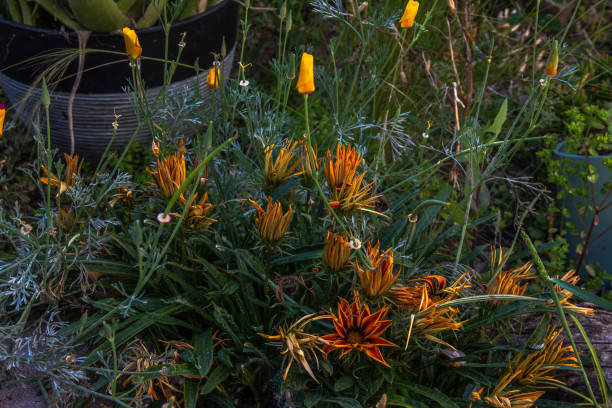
[322, 295, 398, 367]
[0, 103, 6, 137]
[296, 52, 315, 94]
[324, 231, 351, 272]
[207, 64, 221, 88]
[399, 0, 419, 28]
[122, 27, 142, 59]
[249, 197, 292, 244]
[357, 242, 400, 298]
[40, 153, 84, 195]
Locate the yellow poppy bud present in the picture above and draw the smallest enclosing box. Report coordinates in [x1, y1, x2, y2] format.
[296, 52, 315, 94]
[0, 103, 5, 138]
[207, 65, 220, 89]
[545, 40, 559, 77]
[400, 0, 419, 28]
[122, 27, 142, 59]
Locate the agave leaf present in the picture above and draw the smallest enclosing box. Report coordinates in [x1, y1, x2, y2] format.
[116, 0, 139, 13]
[135, 0, 167, 29]
[33, 0, 84, 30]
[6, 0, 22, 23]
[67, 0, 129, 32]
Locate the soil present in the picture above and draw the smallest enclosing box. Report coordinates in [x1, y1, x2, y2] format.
[0, 379, 47, 408]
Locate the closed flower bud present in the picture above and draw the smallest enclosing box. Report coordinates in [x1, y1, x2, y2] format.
[296, 52, 315, 94]
[400, 0, 419, 28]
[122, 27, 142, 60]
[0, 103, 5, 137]
[207, 64, 220, 89]
[545, 40, 559, 77]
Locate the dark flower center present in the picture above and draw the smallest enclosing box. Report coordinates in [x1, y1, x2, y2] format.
[345, 330, 364, 344]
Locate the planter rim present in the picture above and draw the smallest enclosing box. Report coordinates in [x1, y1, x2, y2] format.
[554, 141, 612, 160]
[0, 0, 230, 36]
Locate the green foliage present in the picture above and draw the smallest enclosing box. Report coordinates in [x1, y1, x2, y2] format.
[1, 0, 611, 407]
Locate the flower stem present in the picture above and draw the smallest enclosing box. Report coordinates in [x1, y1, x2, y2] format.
[520, 229, 599, 407]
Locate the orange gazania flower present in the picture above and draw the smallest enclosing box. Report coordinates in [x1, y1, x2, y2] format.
[296, 52, 315, 94]
[322, 295, 398, 367]
[389, 284, 431, 311]
[324, 143, 361, 197]
[555, 270, 594, 316]
[487, 260, 535, 306]
[122, 27, 142, 59]
[147, 142, 187, 200]
[41, 153, 84, 195]
[399, 0, 419, 28]
[181, 192, 216, 227]
[0, 103, 6, 137]
[263, 140, 303, 189]
[357, 242, 400, 298]
[324, 143, 381, 215]
[249, 197, 292, 244]
[323, 231, 351, 272]
[259, 313, 329, 382]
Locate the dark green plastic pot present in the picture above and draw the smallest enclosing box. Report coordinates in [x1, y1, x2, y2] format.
[553, 141, 612, 275]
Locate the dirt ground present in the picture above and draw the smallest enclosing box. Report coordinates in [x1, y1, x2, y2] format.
[0, 379, 47, 408]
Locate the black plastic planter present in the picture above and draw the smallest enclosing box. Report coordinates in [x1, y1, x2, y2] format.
[0, 0, 238, 159]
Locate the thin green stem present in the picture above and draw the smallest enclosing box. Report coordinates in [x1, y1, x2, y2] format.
[521, 229, 599, 407]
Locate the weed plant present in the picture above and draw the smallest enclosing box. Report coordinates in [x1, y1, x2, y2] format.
[1, 0, 611, 407]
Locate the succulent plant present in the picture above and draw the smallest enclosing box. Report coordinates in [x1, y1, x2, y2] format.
[3, 0, 218, 31]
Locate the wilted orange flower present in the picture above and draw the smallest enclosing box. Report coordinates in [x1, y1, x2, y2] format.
[207, 63, 220, 88]
[259, 314, 329, 382]
[264, 140, 303, 188]
[0, 103, 5, 137]
[181, 192, 216, 227]
[391, 273, 470, 311]
[487, 261, 535, 306]
[513, 326, 578, 387]
[357, 242, 400, 298]
[117, 340, 191, 405]
[545, 41, 559, 77]
[147, 142, 187, 200]
[389, 284, 431, 311]
[324, 231, 351, 272]
[296, 52, 315, 94]
[412, 306, 464, 339]
[483, 389, 545, 408]
[41, 153, 84, 195]
[474, 326, 577, 408]
[249, 197, 292, 244]
[122, 27, 142, 59]
[400, 0, 419, 28]
[555, 270, 594, 316]
[322, 295, 398, 367]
